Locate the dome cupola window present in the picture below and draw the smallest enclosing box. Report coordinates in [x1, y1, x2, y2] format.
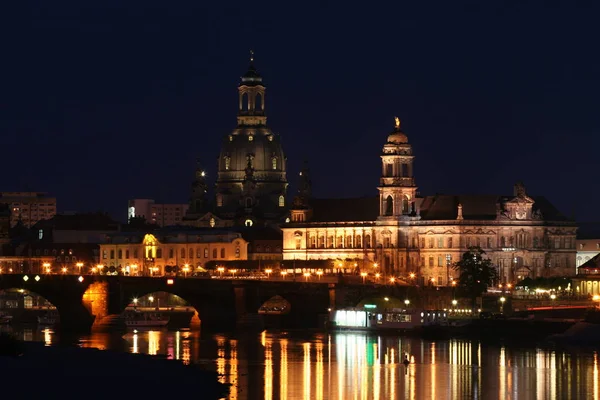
[279, 195, 285, 207]
[248, 135, 254, 142]
[272, 156, 278, 170]
[245, 219, 253, 227]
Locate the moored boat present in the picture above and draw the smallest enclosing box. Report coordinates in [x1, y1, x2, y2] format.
[124, 311, 169, 328]
[329, 307, 450, 333]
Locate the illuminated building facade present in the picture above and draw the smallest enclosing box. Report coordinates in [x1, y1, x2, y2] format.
[128, 199, 189, 227]
[98, 230, 248, 275]
[283, 119, 577, 284]
[0, 192, 56, 228]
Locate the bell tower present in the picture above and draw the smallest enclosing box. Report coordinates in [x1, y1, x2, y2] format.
[377, 117, 418, 218]
[237, 50, 266, 127]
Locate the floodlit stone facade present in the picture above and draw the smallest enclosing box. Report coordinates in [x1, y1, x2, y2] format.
[283, 119, 577, 285]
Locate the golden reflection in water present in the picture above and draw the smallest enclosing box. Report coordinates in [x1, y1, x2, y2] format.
[181, 331, 191, 365]
[132, 333, 139, 354]
[499, 346, 506, 400]
[373, 342, 380, 400]
[175, 331, 180, 361]
[594, 352, 598, 400]
[148, 330, 159, 355]
[430, 342, 436, 400]
[264, 338, 273, 400]
[216, 336, 226, 384]
[316, 342, 324, 400]
[43, 328, 52, 346]
[280, 339, 288, 400]
[390, 346, 396, 400]
[23, 328, 33, 342]
[337, 336, 344, 400]
[303, 342, 311, 400]
[230, 340, 238, 400]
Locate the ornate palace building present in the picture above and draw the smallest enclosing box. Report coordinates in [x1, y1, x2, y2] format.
[283, 119, 577, 284]
[184, 53, 288, 229]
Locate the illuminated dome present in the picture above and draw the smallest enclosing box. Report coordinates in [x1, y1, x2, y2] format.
[387, 116, 408, 144]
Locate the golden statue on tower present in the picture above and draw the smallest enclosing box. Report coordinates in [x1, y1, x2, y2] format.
[394, 116, 400, 129]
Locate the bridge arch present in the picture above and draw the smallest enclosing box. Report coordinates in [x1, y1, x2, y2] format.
[0, 275, 94, 331]
[116, 283, 239, 331]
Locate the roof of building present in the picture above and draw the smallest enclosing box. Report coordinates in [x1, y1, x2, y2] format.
[579, 253, 600, 270]
[305, 194, 572, 223]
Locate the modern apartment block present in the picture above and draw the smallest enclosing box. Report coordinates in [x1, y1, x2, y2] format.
[128, 199, 188, 227]
[0, 192, 57, 227]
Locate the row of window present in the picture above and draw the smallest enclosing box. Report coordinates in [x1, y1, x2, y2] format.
[223, 156, 280, 170]
[102, 247, 241, 260]
[300, 233, 574, 250]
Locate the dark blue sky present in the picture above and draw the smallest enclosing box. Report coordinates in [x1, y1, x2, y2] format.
[1, 1, 598, 222]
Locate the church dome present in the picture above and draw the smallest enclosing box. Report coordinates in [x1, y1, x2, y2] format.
[387, 131, 408, 144]
[387, 117, 408, 144]
[219, 128, 286, 173]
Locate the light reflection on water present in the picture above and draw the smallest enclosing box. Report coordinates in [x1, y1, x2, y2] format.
[2, 325, 599, 400]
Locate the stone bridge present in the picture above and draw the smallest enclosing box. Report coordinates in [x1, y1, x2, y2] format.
[0, 274, 413, 332]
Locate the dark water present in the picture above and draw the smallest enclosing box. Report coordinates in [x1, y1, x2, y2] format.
[2, 325, 599, 400]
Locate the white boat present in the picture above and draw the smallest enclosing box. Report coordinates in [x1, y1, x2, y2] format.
[331, 307, 449, 332]
[0, 312, 13, 325]
[125, 312, 169, 328]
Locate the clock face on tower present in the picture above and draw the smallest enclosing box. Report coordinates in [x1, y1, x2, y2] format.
[515, 209, 526, 220]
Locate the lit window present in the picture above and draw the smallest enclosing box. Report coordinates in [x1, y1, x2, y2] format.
[279, 195, 285, 207]
[38, 229, 43, 240]
[224, 157, 230, 170]
[245, 219, 253, 227]
[209, 217, 215, 228]
[272, 157, 277, 170]
[248, 135, 254, 142]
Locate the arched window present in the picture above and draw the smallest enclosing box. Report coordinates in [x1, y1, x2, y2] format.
[279, 195, 285, 207]
[204, 248, 208, 258]
[272, 157, 277, 170]
[356, 235, 362, 248]
[224, 156, 231, 170]
[246, 198, 252, 208]
[365, 234, 372, 248]
[235, 247, 240, 258]
[220, 248, 225, 258]
[189, 248, 194, 258]
[385, 195, 394, 216]
[180, 248, 185, 259]
[216, 195, 223, 207]
[402, 195, 409, 214]
[212, 248, 217, 258]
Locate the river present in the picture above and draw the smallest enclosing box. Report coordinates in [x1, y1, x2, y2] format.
[2, 326, 599, 400]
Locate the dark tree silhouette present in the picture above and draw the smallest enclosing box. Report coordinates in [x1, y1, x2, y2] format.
[453, 246, 498, 307]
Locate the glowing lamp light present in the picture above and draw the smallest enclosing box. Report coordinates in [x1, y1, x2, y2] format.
[34, 275, 40, 281]
[452, 299, 458, 306]
[23, 275, 29, 282]
[360, 272, 367, 277]
[550, 294, 556, 300]
[404, 299, 410, 306]
[389, 277, 396, 283]
[409, 273, 416, 279]
[592, 295, 600, 301]
[500, 297, 506, 303]
[167, 279, 174, 285]
[384, 297, 389, 302]
[78, 276, 84, 283]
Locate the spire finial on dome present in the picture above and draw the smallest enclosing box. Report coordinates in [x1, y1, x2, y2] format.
[394, 116, 401, 130]
[250, 49, 254, 63]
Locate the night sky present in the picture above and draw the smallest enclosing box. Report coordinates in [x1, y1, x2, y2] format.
[2, 1, 599, 222]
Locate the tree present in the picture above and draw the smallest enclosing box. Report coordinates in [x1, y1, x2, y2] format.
[453, 246, 498, 307]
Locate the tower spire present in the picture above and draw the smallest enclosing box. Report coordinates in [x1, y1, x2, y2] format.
[250, 49, 254, 63]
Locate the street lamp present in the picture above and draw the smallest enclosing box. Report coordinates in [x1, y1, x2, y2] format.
[43, 263, 51, 274]
[404, 299, 410, 307]
[217, 266, 224, 277]
[133, 298, 138, 309]
[360, 272, 367, 284]
[303, 272, 311, 281]
[182, 264, 190, 277]
[452, 299, 458, 311]
[265, 269, 272, 279]
[61, 267, 67, 274]
[281, 270, 288, 279]
[76, 262, 84, 274]
[230, 269, 238, 278]
[375, 272, 380, 280]
[316, 270, 323, 280]
[97, 264, 104, 275]
[499, 296, 506, 313]
[389, 277, 396, 283]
